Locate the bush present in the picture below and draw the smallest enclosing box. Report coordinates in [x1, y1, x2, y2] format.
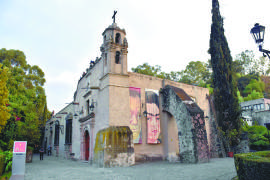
[234, 151, 270, 180]
[0, 150, 12, 176]
[0, 151, 5, 176]
[242, 125, 270, 150]
[3, 151, 12, 173]
[27, 146, 34, 151]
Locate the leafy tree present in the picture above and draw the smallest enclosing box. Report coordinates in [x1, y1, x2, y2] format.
[233, 50, 257, 75]
[242, 124, 270, 150]
[0, 64, 11, 132]
[179, 61, 211, 86]
[209, 0, 241, 149]
[243, 90, 264, 101]
[0, 48, 48, 148]
[131, 61, 212, 88]
[243, 79, 265, 97]
[236, 73, 259, 96]
[237, 90, 244, 103]
[234, 50, 270, 76]
[257, 56, 270, 75]
[131, 63, 171, 79]
[261, 75, 270, 98]
[168, 71, 182, 82]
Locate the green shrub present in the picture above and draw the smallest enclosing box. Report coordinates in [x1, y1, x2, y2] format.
[0, 150, 12, 176]
[234, 151, 270, 180]
[0, 153, 5, 176]
[242, 124, 269, 150]
[27, 146, 34, 151]
[3, 151, 12, 173]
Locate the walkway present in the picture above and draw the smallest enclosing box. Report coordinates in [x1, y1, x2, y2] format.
[24, 154, 237, 180]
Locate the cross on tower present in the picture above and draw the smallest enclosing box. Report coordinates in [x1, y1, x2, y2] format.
[112, 10, 117, 23]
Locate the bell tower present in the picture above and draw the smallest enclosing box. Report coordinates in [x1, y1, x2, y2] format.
[100, 21, 128, 76]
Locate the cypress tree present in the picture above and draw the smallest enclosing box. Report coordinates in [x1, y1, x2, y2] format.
[209, 0, 242, 149]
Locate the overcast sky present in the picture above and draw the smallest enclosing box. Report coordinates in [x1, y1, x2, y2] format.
[1, 0, 269, 113]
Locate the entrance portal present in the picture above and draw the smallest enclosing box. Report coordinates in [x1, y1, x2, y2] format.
[84, 131, 90, 161]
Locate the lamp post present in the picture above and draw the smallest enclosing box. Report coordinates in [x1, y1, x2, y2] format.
[89, 100, 97, 112]
[250, 23, 270, 59]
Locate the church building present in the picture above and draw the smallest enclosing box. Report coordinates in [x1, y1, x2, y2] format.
[44, 16, 213, 166]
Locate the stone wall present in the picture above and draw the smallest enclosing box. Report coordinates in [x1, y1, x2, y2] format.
[207, 95, 226, 158]
[234, 139, 249, 155]
[94, 126, 135, 167]
[161, 85, 210, 163]
[191, 113, 210, 163]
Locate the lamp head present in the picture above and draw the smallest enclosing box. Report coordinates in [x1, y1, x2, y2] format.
[251, 23, 265, 45]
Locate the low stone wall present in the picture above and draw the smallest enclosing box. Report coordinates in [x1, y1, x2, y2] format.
[234, 139, 249, 155]
[234, 151, 270, 180]
[94, 126, 135, 167]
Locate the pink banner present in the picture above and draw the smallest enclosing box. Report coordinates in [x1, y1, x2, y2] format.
[129, 87, 142, 144]
[13, 141, 27, 153]
[145, 89, 161, 144]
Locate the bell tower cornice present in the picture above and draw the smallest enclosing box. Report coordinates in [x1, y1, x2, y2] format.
[102, 23, 126, 36]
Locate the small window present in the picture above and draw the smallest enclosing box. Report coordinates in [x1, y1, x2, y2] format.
[115, 33, 121, 44]
[104, 35, 106, 42]
[86, 100, 90, 115]
[104, 53, 107, 66]
[115, 51, 121, 64]
[261, 104, 265, 110]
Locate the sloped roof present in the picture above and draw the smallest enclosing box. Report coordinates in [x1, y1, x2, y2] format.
[168, 85, 204, 114]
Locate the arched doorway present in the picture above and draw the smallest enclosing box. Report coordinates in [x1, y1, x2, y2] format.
[84, 130, 90, 161]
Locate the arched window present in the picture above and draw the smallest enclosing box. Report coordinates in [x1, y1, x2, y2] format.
[54, 120, 60, 146]
[115, 51, 121, 64]
[115, 33, 121, 44]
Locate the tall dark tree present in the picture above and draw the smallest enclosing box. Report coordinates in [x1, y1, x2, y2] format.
[209, 0, 241, 148]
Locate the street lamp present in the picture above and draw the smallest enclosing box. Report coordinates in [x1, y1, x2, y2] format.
[89, 100, 97, 112]
[250, 23, 270, 59]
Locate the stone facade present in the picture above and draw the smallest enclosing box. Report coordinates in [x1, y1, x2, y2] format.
[161, 85, 209, 163]
[94, 126, 134, 167]
[44, 22, 214, 166]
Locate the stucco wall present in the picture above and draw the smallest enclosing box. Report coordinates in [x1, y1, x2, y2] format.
[45, 103, 73, 158]
[254, 110, 270, 126]
[128, 72, 210, 160]
[109, 74, 130, 126]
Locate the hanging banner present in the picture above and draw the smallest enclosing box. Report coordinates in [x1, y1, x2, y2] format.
[145, 89, 161, 144]
[129, 87, 142, 144]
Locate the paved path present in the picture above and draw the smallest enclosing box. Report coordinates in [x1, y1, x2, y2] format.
[25, 154, 237, 180]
